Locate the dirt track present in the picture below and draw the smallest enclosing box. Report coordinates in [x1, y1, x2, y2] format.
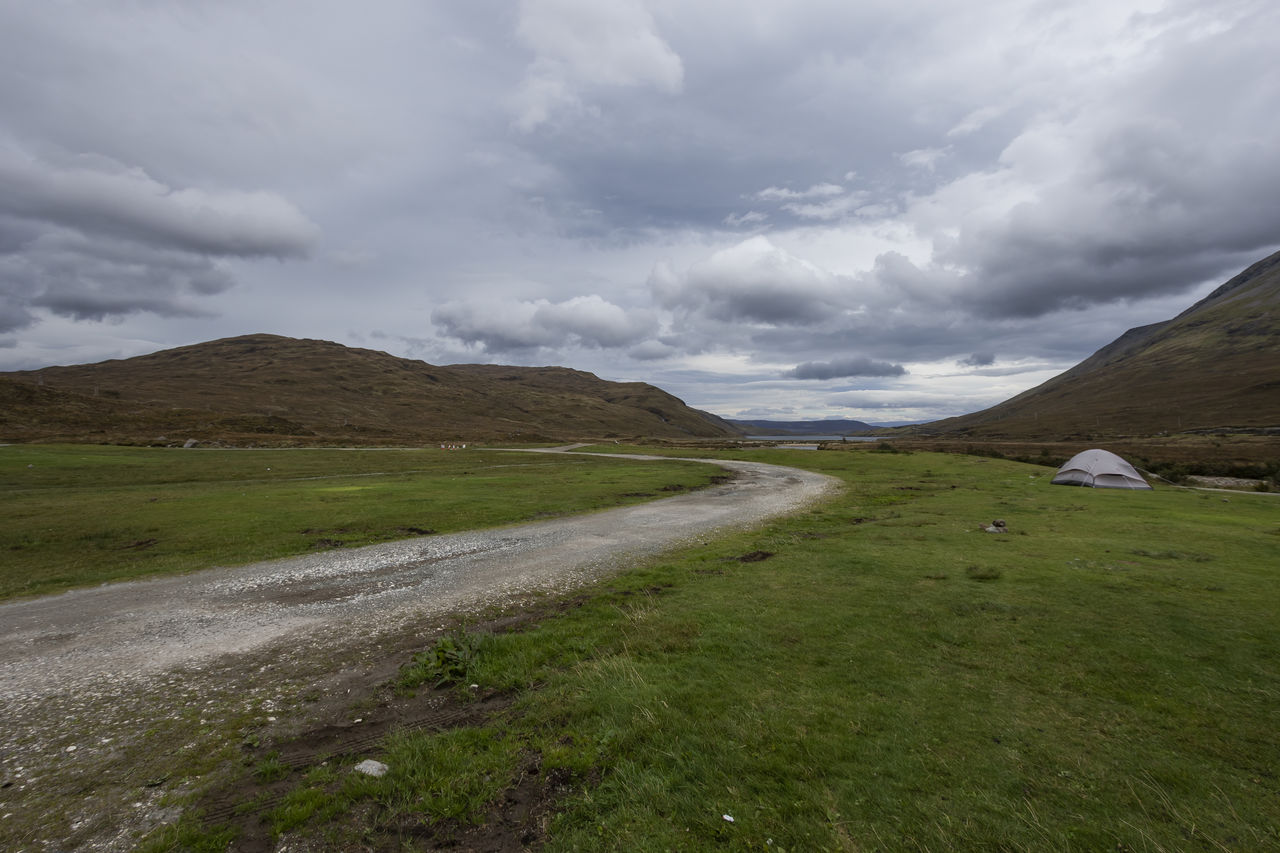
[0, 450, 838, 851]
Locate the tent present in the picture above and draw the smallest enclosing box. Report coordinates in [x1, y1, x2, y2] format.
[1051, 448, 1152, 490]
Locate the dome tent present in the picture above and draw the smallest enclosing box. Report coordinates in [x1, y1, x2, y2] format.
[1051, 448, 1152, 490]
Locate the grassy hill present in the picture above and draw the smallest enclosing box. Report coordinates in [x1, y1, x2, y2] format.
[0, 334, 740, 444]
[919, 249, 1280, 439]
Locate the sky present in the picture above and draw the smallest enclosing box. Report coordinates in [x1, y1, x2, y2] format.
[2, 0, 1278, 423]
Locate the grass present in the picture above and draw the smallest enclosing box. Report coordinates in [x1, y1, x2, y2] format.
[0, 444, 720, 600]
[233, 446, 1280, 851]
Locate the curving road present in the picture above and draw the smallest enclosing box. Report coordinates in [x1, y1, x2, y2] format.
[0, 451, 839, 704]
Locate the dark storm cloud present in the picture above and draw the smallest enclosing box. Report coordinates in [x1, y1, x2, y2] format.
[0, 296, 35, 334]
[785, 357, 906, 380]
[0, 231, 234, 324]
[960, 352, 995, 367]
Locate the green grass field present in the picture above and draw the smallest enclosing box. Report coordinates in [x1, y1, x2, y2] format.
[9, 443, 1277, 850]
[183, 445, 1280, 851]
[0, 444, 720, 600]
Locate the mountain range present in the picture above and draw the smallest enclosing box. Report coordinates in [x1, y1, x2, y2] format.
[3, 250, 1277, 444]
[728, 419, 879, 435]
[0, 335, 738, 444]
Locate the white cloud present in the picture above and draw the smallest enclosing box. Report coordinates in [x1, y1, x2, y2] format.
[723, 210, 769, 227]
[433, 294, 655, 353]
[755, 183, 844, 201]
[946, 106, 1005, 138]
[782, 192, 868, 221]
[897, 146, 950, 172]
[653, 236, 846, 325]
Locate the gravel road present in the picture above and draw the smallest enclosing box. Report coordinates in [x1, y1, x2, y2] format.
[0, 451, 837, 704]
[0, 450, 838, 851]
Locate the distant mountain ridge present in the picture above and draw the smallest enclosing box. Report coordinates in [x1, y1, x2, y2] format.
[730, 418, 879, 435]
[0, 334, 741, 443]
[918, 249, 1280, 438]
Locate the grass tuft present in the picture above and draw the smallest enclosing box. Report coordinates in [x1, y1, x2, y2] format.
[964, 564, 1004, 581]
[398, 629, 487, 690]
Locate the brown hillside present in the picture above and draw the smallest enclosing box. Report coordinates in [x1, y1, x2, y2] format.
[919, 249, 1280, 439]
[1, 335, 740, 444]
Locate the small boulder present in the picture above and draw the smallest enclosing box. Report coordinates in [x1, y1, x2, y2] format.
[353, 759, 388, 778]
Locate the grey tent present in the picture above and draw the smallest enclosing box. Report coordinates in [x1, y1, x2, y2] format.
[1051, 448, 1152, 490]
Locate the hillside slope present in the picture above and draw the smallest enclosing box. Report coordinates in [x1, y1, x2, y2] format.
[1, 335, 740, 444]
[919, 249, 1280, 438]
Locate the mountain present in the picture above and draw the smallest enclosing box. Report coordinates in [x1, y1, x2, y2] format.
[730, 418, 878, 435]
[918, 249, 1280, 438]
[0, 334, 741, 444]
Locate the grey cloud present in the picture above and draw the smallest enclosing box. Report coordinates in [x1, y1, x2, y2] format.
[960, 352, 995, 367]
[723, 211, 768, 228]
[506, 2, 964, 237]
[653, 236, 844, 326]
[513, 0, 684, 132]
[0, 295, 35, 334]
[786, 357, 906, 380]
[0, 138, 317, 332]
[828, 391, 996, 414]
[628, 339, 678, 361]
[0, 145, 318, 259]
[963, 363, 1061, 378]
[1, 232, 233, 325]
[906, 6, 1280, 319]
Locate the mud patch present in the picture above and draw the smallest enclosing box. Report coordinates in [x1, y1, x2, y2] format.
[380, 756, 581, 852]
[737, 550, 775, 563]
[197, 684, 515, 848]
[189, 600, 592, 850]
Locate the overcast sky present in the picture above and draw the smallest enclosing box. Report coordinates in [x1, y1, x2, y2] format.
[2, 1, 1277, 422]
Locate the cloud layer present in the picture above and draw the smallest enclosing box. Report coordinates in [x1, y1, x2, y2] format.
[2, 1, 1278, 422]
[0, 140, 317, 334]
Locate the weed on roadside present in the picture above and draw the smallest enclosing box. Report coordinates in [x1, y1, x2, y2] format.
[398, 629, 487, 690]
